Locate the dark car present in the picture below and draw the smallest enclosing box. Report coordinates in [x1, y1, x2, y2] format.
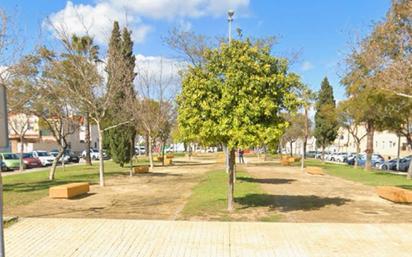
[20, 153, 42, 169]
[0, 161, 7, 171]
[306, 151, 318, 158]
[50, 149, 80, 163]
[398, 156, 411, 172]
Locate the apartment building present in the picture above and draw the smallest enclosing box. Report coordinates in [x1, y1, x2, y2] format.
[8, 114, 98, 155]
[285, 126, 411, 158]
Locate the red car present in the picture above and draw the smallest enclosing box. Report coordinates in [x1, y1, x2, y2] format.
[21, 153, 42, 169]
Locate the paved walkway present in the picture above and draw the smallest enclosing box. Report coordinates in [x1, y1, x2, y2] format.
[5, 218, 412, 257]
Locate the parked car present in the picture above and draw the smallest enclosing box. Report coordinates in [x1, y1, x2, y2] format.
[50, 149, 80, 163]
[0, 160, 7, 171]
[81, 148, 109, 160]
[377, 159, 398, 171]
[398, 156, 411, 172]
[0, 152, 21, 170]
[315, 151, 331, 159]
[135, 146, 146, 155]
[50, 149, 70, 164]
[20, 153, 42, 169]
[330, 153, 347, 162]
[305, 151, 318, 158]
[31, 150, 55, 166]
[349, 154, 384, 167]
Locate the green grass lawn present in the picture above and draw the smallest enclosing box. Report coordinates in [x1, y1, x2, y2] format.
[3, 161, 129, 208]
[304, 159, 412, 190]
[182, 170, 281, 221]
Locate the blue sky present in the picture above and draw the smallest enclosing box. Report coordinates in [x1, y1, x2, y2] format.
[2, 0, 391, 99]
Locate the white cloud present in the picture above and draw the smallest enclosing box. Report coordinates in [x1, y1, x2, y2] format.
[135, 55, 186, 98]
[47, 1, 150, 45]
[301, 61, 314, 72]
[46, 0, 250, 44]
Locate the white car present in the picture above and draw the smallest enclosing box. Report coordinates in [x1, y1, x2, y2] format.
[49, 150, 70, 164]
[31, 150, 55, 166]
[81, 149, 109, 160]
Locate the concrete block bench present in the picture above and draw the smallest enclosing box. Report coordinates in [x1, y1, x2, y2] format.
[305, 166, 325, 176]
[376, 186, 412, 204]
[134, 165, 149, 174]
[49, 182, 90, 199]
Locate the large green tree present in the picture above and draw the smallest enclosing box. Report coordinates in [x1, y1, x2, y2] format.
[314, 77, 338, 158]
[106, 22, 136, 168]
[178, 38, 298, 210]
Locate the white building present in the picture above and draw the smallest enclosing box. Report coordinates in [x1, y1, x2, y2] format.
[285, 126, 411, 158]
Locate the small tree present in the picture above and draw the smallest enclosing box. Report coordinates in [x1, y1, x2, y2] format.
[131, 58, 179, 170]
[178, 38, 298, 211]
[337, 100, 368, 168]
[314, 77, 338, 159]
[48, 31, 133, 186]
[282, 113, 306, 156]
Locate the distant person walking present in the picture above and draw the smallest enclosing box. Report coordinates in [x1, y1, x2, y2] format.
[238, 149, 245, 164]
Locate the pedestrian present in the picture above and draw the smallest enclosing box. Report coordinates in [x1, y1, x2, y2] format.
[238, 149, 245, 164]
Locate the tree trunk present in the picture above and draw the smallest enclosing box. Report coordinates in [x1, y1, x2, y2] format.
[365, 122, 374, 171]
[145, 134, 150, 157]
[97, 123, 105, 186]
[407, 160, 412, 179]
[130, 137, 134, 177]
[223, 144, 229, 173]
[148, 134, 154, 170]
[161, 141, 165, 166]
[289, 141, 293, 157]
[354, 142, 360, 169]
[85, 113, 92, 165]
[303, 138, 307, 160]
[227, 148, 236, 212]
[49, 149, 64, 180]
[19, 135, 24, 172]
[321, 146, 325, 161]
[407, 138, 412, 179]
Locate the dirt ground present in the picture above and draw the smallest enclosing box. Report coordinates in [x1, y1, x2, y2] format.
[6, 158, 220, 220]
[6, 155, 412, 223]
[244, 161, 412, 223]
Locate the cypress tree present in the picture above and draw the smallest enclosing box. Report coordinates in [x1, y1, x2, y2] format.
[314, 77, 338, 157]
[107, 22, 136, 167]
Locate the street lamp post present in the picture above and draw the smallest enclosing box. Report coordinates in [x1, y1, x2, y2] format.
[224, 10, 235, 172]
[228, 9, 234, 45]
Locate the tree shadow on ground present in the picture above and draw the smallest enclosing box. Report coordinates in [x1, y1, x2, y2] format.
[237, 177, 295, 184]
[246, 162, 282, 167]
[236, 194, 350, 212]
[399, 185, 412, 190]
[3, 171, 128, 193]
[134, 172, 182, 177]
[172, 162, 217, 168]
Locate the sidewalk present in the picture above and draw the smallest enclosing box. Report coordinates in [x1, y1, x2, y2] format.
[5, 218, 412, 257]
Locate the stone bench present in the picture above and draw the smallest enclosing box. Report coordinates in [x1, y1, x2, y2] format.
[305, 166, 325, 175]
[376, 186, 412, 204]
[134, 165, 149, 174]
[49, 182, 90, 199]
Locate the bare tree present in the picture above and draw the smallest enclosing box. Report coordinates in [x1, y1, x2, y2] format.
[8, 114, 31, 172]
[9, 49, 81, 180]
[131, 58, 179, 170]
